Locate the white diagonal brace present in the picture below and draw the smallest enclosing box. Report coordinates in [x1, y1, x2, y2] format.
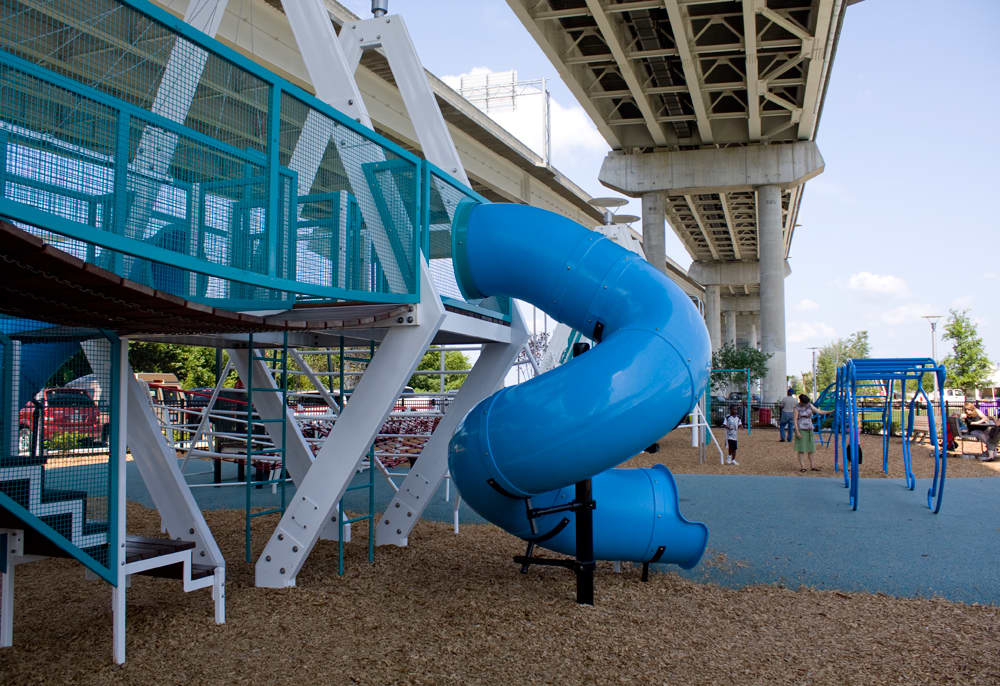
[256, 263, 445, 587]
[281, 0, 368, 124]
[663, 0, 714, 144]
[585, 0, 667, 146]
[285, 0, 439, 293]
[377, 309, 530, 546]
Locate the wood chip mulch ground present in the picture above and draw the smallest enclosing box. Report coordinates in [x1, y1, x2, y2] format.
[1, 428, 998, 684]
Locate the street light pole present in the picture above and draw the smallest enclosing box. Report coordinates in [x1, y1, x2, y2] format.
[922, 315, 943, 398]
[808, 347, 820, 399]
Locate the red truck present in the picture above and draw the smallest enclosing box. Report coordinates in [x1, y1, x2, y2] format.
[18, 387, 107, 454]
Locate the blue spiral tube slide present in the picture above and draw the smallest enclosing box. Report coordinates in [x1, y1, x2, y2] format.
[447, 202, 711, 568]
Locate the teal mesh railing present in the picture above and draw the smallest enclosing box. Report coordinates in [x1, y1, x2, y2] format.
[0, 0, 423, 310]
[425, 163, 512, 321]
[0, 314, 120, 584]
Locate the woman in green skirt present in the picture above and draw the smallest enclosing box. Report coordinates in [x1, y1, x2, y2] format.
[793, 394, 832, 472]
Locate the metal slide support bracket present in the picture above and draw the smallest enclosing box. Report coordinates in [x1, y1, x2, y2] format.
[377, 309, 529, 546]
[255, 262, 445, 587]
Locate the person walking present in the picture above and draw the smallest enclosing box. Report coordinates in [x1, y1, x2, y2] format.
[778, 388, 797, 442]
[793, 394, 831, 472]
[723, 406, 742, 465]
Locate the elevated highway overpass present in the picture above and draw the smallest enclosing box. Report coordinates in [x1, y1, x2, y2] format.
[507, 0, 860, 400]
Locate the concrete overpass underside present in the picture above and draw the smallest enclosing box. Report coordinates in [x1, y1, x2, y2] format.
[508, 0, 859, 400]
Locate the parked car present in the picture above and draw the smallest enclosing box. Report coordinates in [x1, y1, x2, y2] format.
[727, 392, 761, 407]
[18, 387, 107, 454]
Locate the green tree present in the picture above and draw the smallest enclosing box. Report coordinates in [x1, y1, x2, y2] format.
[128, 342, 230, 388]
[814, 330, 870, 390]
[941, 309, 993, 393]
[710, 344, 771, 393]
[409, 349, 470, 392]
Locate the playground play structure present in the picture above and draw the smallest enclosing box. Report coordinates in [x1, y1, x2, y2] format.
[831, 358, 948, 512]
[0, 0, 711, 663]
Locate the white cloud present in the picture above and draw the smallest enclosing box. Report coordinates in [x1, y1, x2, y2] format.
[847, 271, 909, 297]
[787, 321, 836, 344]
[985, 272, 998, 280]
[879, 303, 936, 326]
[794, 298, 820, 312]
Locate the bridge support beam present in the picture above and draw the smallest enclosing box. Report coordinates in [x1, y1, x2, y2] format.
[641, 191, 666, 276]
[758, 184, 786, 404]
[723, 310, 737, 348]
[703, 285, 721, 351]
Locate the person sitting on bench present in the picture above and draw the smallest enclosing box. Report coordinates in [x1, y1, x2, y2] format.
[961, 402, 999, 461]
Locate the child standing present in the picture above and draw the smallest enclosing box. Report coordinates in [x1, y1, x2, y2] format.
[723, 406, 742, 465]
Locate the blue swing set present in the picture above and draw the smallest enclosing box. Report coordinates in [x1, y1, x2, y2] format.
[833, 358, 948, 513]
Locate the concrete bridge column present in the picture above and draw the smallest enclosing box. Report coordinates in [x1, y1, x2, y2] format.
[641, 191, 666, 275]
[749, 319, 759, 350]
[723, 310, 737, 348]
[704, 285, 721, 351]
[758, 184, 786, 403]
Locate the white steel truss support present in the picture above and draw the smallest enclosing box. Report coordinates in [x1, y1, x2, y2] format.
[341, 16, 469, 185]
[255, 263, 445, 587]
[376, 309, 530, 547]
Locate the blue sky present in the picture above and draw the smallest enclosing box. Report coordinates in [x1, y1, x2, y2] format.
[343, 0, 999, 383]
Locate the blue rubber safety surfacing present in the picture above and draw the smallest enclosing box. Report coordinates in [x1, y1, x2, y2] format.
[120, 463, 999, 606]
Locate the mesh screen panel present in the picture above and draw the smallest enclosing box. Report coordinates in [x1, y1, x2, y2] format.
[428, 169, 510, 320]
[0, 314, 116, 578]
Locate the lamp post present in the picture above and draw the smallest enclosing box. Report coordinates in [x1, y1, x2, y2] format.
[808, 347, 820, 399]
[922, 315, 943, 397]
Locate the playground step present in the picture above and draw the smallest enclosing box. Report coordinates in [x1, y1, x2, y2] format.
[124, 536, 214, 581]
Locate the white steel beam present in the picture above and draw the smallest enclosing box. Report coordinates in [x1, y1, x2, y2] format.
[797, 0, 838, 139]
[682, 194, 721, 260]
[720, 192, 742, 260]
[585, 0, 667, 147]
[256, 264, 445, 587]
[377, 309, 529, 546]
[742, 0, 761, 140]
[663, 0, 714, 144]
